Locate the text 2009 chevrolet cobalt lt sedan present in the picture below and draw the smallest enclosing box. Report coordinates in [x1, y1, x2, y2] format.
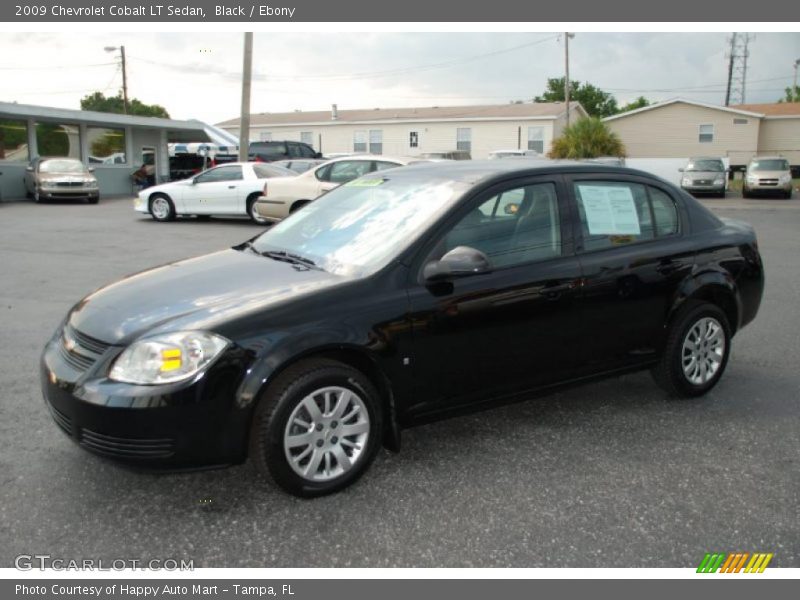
[41, 161, 764, 497]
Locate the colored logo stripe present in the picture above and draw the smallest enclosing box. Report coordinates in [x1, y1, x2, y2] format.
[697, 552, 773, 573]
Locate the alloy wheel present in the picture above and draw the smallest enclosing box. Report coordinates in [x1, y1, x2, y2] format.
[681, 316, 726, 385]
[151, 197, 170, 220]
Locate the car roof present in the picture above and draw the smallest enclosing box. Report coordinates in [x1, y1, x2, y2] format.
[750, 156, 786, 161]
[378, 158, 666, 186]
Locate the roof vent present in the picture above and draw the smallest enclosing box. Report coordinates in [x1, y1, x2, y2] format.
[331, 104, 338, 120]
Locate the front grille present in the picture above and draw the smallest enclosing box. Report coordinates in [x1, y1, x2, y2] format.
[79, 428, 175, 459]
[759, 179, 778, 186]
[59, 325, 112, 372]
[56, 181, 85, 187]
[693, 179, 713, 185]
[48, 404, 73, 436]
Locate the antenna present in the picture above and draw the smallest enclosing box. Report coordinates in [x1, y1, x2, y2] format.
[724, 33, 754, 106]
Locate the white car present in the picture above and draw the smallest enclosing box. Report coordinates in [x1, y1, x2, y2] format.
[134, 162, 295, 223]
[254, 155, 422, 223]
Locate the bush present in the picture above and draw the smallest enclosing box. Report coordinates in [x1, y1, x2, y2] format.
[549, 117, 626, 159]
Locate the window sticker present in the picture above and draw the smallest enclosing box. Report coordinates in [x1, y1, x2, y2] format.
[578, 185, 641, 235]
[345, 178, 385, 187]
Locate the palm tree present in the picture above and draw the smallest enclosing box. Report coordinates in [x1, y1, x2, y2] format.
[549, 117, 626, 159]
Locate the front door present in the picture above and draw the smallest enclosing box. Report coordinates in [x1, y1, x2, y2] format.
[182, 165, 245, 215]
[405, 176, 584, 419]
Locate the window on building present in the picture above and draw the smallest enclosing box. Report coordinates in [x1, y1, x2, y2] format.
[35, 122, 80, 159]
[527, 127, 545, 154]
[0, 119, 29, 162]
[409, 131, 419, 148]
[353, 130, 367, 153]
[300, 131, 313, 145]
[259, 132, 273, 142]
[698, 124, 714, 143]
[86, 127, 127, 164]
[733, 118, 748, 125]
[369, 130, 383, 154]
[456, 128, 471, 152]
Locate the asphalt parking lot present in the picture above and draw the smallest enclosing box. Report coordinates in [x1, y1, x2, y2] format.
[1, 195, 798, 568]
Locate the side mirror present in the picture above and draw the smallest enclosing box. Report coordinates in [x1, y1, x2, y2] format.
[87, 167, 95, 173]
[314, 152, 323, 159]
[503, 203, 520, 215]
[423, 246, 492, 282]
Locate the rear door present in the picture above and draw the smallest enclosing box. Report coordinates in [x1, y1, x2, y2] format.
[566, 174, 695, 372]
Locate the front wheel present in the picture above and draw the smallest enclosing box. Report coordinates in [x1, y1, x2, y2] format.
[652, 302, 731, 398]
[149, 194, 176, 222]
[249, 358, 382, 497]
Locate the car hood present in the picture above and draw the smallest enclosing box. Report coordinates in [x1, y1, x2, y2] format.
[39, 172, 95, 181]
[68, 249, 344, 345]
[748, 170, 788, 178]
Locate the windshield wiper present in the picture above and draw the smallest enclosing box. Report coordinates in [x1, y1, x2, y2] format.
[260, 250, 323, 270]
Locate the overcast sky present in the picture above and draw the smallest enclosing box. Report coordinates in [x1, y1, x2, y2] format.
[2, 32, 799, 124]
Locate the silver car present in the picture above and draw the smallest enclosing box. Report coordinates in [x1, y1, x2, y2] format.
[680, 157, 727, 198]
[743, 156, 793, 199]
[24, 157, 99, 204]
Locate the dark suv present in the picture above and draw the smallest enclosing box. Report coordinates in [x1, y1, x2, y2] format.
[249, 141, 322, 162]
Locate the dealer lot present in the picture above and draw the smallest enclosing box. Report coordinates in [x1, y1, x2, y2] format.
[0, 196, 798, 567]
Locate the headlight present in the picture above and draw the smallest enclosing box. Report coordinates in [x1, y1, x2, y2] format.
[746, 175, 758, 183]
[86, 180, 99, 188]
[779, 174, 791, 184]
[109, 331, 230, 385]
[681, 177, 691, 186]
[714, 178, 724, 186]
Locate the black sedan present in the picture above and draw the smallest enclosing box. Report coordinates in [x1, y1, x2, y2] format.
[41, 161, 764, 497]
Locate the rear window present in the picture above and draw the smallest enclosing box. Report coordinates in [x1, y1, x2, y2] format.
[250, 142, 285, 158]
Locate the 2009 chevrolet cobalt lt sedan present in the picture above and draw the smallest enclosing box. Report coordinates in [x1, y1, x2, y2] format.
[41, 161, 764, 497]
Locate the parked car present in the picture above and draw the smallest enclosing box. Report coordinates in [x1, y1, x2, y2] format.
[249, 141, 322, 162]
[42, 161, 763, 497]
[254, 155, 421, 222]
[420, 150, 471, 160]
[679, 157, 727, 198]
[488, 149, 541, 159]
[24, 157, 99, 204]
[133, 162, 296, 223]
[272, 159, 327, 174]
[743, 156, 793, 199]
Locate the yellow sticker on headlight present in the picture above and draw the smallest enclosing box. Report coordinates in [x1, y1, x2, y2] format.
[160, 348, 182, 372]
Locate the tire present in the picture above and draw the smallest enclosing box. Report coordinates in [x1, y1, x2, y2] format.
[33, 188, 42, 203]
[742, 187, 750, 199]
[195, 215, 212, 221]
[249, 358, 383, 497]
[651, 301, 731, 398]
[247, 194, 269, 224]
[87, 197, 99, 205]
[289, 200, 310, 214]
[149, 193, 176, 222]
[785, 189, 793, 200]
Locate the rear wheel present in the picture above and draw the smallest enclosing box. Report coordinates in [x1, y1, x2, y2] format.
[247, 194, 269, 224]
[290, 200, 310, 214]
[652, 302, 731, 398]
[149, 194, 176, 222]
[249, 358, 382, 497]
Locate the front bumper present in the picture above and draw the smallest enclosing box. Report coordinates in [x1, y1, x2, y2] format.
[40, 188, 99, 200]
[254, 197, 286, 223]
[745, 182, 792, 194]
[681, 184, 725, 195]
[40, 329, 253, 469]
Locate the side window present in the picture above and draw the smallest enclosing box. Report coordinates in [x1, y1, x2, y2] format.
[649, 187, 680, 236]
[314, 164, 332, 182]
[194, 166, 243, 183]
[299, 144, 316, 158]
[328, 161, 372, 184]
[442, 183, 561, 268]
[574, 181, 682, 251]
[288, 143, 302, 158]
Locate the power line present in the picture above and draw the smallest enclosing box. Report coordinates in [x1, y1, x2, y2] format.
[0, 61, 116, 71]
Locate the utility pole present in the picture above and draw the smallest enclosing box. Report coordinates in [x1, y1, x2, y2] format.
[724, 34, 736, 106]
[120, 46, 128, 115]
[104, 45, 129, 114]
[793, 59, 799, 102]
[564, 32, 575, 129]
[238, 32, 253, 162]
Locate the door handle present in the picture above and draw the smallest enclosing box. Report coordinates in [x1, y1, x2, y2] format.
[228, 185, 236, 189]
[541, 281, 576, 300]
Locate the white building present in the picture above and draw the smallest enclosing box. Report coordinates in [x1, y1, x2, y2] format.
[217, 102, 587, 160]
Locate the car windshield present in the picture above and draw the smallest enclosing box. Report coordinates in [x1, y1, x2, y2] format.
[249, 176, 466, 277]
[750, 159, 789, 172]
[686, 160, 724, 172]
[40, 159, 86, 173]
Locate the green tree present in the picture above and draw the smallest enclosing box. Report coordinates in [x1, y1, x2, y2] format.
[548, 117, 626, 159]
[777, 86, 800, 103]
[618, 96, 651, 113]
[80, 92, 171, 118]
[535, 77, 618, 118]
